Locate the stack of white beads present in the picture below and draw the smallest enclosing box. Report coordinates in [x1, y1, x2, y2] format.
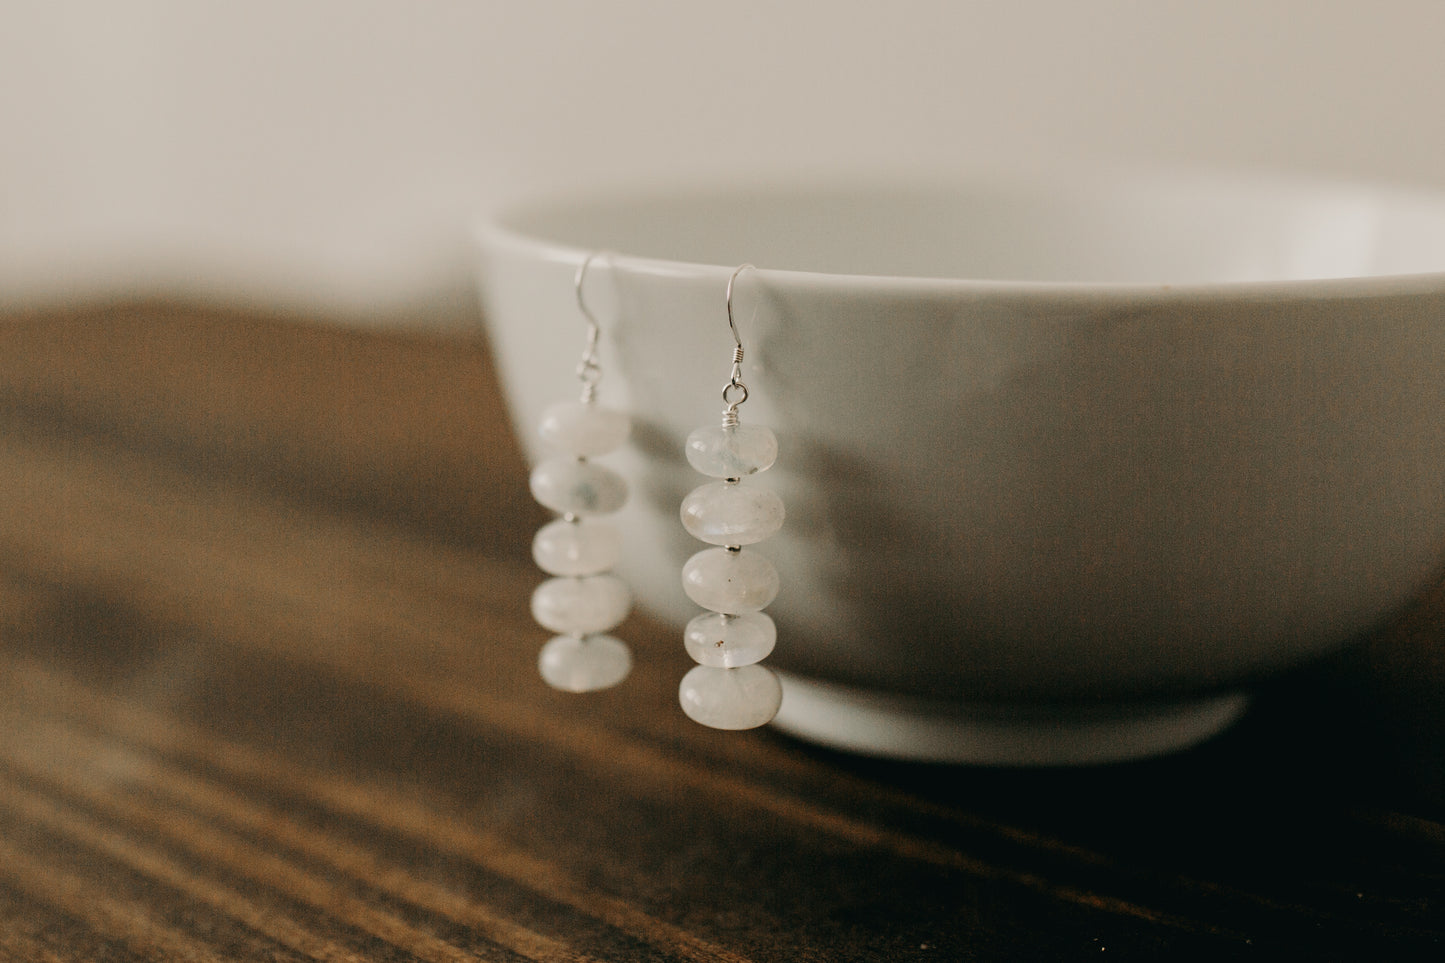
[677, 419, 785, 728]
[529, 399, 633, 692]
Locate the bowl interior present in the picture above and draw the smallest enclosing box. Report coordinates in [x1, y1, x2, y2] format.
[499, 173, 1445, 285]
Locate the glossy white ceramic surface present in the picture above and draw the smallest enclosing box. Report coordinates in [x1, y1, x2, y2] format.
[474, 171, 1445, 763]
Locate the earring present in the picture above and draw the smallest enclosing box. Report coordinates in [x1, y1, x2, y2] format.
[677, 264, 785, 729]
[529, 253, 633, 692]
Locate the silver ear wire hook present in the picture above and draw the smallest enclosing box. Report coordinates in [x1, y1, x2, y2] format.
[722, 264, 754, 422]
[573, 252, 608, 403]
[725, 263, 751, 351]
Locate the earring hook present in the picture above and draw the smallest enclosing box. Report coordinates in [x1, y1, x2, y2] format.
[725, 263, 753, 352]
[573, 252, 608, 402]
[722, 264, 755, 420]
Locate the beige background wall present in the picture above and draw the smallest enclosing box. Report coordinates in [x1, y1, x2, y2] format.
[3, 1, 1444, 321]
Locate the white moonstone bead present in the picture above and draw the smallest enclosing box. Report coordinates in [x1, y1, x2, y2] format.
[531, 575, 631, 635]
[680, 481, 784, 546]
[532, 517, 621, 577]
[678, 664, 783, 729]
[681, 548, 779, 614]
[684, 612, 776, 668]
[538, 634, 631, 692]
[529, 457, 627, 516]
[538, 401, 630, 457]
[685, 424, 778, 478]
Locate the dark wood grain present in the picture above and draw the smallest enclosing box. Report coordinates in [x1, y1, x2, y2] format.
[0, 301, 1441, 960]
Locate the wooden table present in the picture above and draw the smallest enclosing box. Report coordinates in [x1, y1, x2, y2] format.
[0, 301, 1441, 960]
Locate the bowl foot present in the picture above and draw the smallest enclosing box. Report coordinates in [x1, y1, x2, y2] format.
[771, 672, 1250, 766]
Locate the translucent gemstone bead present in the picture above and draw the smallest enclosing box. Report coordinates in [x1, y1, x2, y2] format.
[529, 457, 627, 516]
[532, 517, 621, 576]
[538, 634, 631, 692]
[681, 548, 778, 614]
[685, 424, 778, 478]
[678, 664, 783, 729]
[684, 612, 776, 667]
[531, 575, 631, 635]
[538, 400, 630, 457]
[680, 481, 784, 546]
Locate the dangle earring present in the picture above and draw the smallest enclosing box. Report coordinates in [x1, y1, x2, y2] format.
[529, 253, 634, 692]
[677, 264, 785, 729]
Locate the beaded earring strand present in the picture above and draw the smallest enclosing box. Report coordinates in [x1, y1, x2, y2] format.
[677, 264, 785, 729]
[528, 253, 634, 692]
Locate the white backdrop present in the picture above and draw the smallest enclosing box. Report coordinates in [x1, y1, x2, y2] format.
[3, 0, 1444, 323]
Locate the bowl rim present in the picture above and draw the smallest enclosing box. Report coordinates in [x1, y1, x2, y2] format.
[474, 169, 1445, 302]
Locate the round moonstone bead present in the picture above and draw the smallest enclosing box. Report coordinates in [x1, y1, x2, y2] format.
[531, 575, 631, 635]
[680, 481, 784, 546]
[681, 548, 779, 614]
[532, 517, 621, 576]
[538, 634, 631, 692]
[529, 457, 627, 516]
[684, 612, 776, 668]
[685, 424, 778, 478]
[538, 400, 630, 457]
[678, 663, 783, 729]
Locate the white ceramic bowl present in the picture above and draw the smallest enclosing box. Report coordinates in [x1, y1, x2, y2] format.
[474, 170, 1445, 764]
